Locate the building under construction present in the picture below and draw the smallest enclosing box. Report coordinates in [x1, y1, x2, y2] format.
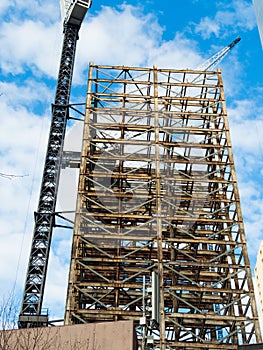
[16, 1, 262, 349]
[64, 63, 261, 348]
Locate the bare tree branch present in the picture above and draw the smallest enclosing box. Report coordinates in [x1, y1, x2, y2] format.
[0, 173, 28, 180]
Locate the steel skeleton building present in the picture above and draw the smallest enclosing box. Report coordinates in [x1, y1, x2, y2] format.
[65, 64, 261, 349]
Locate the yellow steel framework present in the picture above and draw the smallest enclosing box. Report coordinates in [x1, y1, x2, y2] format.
[65, 64, 261, 349]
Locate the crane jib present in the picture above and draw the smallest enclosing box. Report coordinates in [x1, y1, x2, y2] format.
[64, 0, 92, 26]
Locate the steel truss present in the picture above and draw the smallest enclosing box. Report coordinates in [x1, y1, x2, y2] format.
[19, 24, 80, 328]
[65, 64, 261, 349]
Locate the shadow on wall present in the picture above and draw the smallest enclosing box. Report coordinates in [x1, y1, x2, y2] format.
[0, 320, 138, 350]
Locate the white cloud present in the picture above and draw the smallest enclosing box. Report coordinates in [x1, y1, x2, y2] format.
[44, 244, 72, 319]
[0, 81, 53, 109]
[3, 0, 60, 23]
[0, 20, 61, 77]
[0, 233, 29, 294]
[240, 192, 263, 266]
[225, 96, 263, 269]
[195, 0, 256, 39]
[194, 16, 220, 39]
[146, 33, 201, 69]
[227, 98, 263, 159]
[74, 5, 163, 81]
[0, 105, 49, 170]
[72, 5, 203, 84]
[233, 0, 256, 30]
[230, 119, 263, 155]
[0, 96, 50, 293]
[0, 0, 9, 15]
[0, 1, 215, 93]
[0, 4, 203, 85]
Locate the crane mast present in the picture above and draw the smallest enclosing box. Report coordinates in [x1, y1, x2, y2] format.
[19, 0, 92, 329]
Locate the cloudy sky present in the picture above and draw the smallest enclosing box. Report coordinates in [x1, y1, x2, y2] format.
[0, 0, 263, 322]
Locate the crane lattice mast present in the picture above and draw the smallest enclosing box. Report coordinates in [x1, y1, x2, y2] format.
[18, 0, 92, 329]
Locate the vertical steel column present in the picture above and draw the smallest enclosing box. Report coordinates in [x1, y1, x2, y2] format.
[153, 66, 166, 349]
[19, 24, 80, 328]
[218, 70, 262, 342]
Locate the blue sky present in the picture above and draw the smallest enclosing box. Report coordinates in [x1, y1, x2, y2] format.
[0, 0, 263, 321]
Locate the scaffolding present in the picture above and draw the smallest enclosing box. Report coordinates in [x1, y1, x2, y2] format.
[65, 64, 261, 349]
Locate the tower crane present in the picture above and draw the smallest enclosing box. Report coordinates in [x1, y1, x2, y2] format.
[18, 0, 92, 329]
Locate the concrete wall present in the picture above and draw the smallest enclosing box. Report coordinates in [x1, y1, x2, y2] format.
[0, 320, 137, 350]
[238, 344, 263, 350]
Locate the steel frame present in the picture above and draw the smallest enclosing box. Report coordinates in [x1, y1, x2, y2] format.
[65, 64, 261, 349]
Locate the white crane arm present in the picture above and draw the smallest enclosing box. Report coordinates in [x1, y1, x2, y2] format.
[60, 0, 71, 21]
[60, 0, 92, 26]
[196, 37, 241, 72]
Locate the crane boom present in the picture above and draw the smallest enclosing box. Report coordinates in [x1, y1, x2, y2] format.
[196, 37, 241, 72]
[187, 37, 241, 85]
[62, 0, 92, 26]
[18, 0, 92, 329]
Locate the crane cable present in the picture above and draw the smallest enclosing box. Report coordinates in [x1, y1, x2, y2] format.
[11, 115, 48, 301]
